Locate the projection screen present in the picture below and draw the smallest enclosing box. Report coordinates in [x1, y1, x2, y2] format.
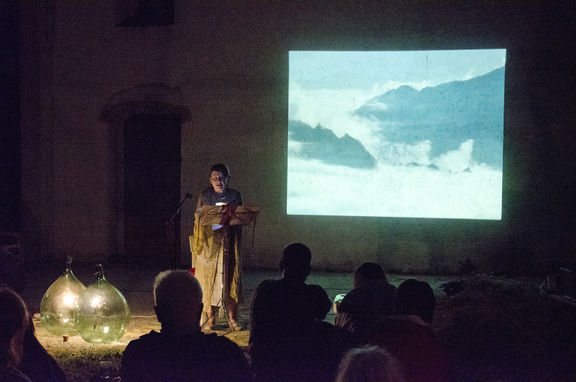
[287, 49, 506, 220]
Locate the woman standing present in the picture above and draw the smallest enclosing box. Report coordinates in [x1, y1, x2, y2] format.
[192, 164, 244, 330]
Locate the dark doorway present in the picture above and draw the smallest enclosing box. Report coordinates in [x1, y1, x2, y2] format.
[123, 114, 181, 268]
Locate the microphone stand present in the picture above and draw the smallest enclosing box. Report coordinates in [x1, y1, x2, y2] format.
[169, 193, 192, 268]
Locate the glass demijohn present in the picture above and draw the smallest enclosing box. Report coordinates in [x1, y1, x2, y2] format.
[40, 256, 86, 337]
[74, 264, 130, 343]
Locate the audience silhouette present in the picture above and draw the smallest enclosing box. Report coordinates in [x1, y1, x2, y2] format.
[335, 262, 396, 335]
[5, 253, 571, 381]
[120, 270, 251, 382]
[0, 286, 32, 382]
[20, 316, 67, 382]
[355, 279, 449, 382]
[249, 243, 350, 382]
[334, 345, 406, 382]
[395, 279, 436, 324]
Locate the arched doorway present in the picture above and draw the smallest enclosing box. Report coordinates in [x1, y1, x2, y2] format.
[101, 84, 190, 268]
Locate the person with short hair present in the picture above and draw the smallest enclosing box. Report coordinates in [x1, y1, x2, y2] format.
[249, 243, 349, 382]
[335, 262, 396, 335]
[192, 163, 245, 330]
[120, 270, 251, 382]
[362, 279, 448, 382]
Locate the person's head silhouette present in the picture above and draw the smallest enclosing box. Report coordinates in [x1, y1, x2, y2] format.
[0, 286, 29, 369]
[280, 243, 312, 283]
[395, 279, 436, 324]
[353, 262, 387, 288]
[153, 270, 203, 333]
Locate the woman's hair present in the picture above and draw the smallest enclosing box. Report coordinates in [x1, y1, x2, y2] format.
[335, 345, 406, 382]
[0, 286, 29, 369]
[353, 262, 387, 288]
[395, 279, 436, 324]
[209, 163, 230, 178]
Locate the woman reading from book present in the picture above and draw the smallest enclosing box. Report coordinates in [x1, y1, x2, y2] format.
[192, 163, 244, 331]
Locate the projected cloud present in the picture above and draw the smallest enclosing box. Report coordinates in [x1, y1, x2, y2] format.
[288, 50, 506, 220]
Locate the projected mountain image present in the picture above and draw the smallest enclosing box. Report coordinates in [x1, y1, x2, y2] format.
[355, 67, 504, 169]
[288, 120, 377, 169]
[288, 50, 506, 219]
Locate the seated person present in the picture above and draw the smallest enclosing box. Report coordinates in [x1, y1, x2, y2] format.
[360, 279, 449, 382]
[120, 270, 251, 382]
[20, 316, 67, 382]
[335, 262, 396, 335]
[335, 345, 406, 382]
[0, 286, 32, 382]
[249, 243, 350, 382]
[395, 278, 436, 324]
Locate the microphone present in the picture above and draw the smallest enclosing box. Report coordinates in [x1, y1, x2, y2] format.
[169, 193, 193, 223]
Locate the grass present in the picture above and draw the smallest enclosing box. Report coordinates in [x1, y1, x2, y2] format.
[35, 315, 250, 381]
[34, 315, 161, 381]
[50, 345, 123, 381]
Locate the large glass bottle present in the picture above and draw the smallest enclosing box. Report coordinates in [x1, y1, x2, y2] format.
[40, 256, 86, 338]
[74, 264, 130, 343]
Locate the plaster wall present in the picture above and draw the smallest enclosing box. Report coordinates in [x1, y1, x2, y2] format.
[20, 1, 576, 273]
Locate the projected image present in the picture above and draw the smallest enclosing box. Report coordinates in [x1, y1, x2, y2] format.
[288, 49, 506, 219]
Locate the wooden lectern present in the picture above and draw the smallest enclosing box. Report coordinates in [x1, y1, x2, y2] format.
[197, 205, 260, 227]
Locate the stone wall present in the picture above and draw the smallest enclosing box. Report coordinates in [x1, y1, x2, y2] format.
[19, 1, 576, 273]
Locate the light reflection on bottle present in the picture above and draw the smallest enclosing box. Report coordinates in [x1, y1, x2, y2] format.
[40, 256, 86, 338]
[75, 264, 130, 343]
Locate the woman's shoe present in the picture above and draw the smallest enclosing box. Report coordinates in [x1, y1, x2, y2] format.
[229, 320, 244, 331]
[206, 316, 217, 330]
